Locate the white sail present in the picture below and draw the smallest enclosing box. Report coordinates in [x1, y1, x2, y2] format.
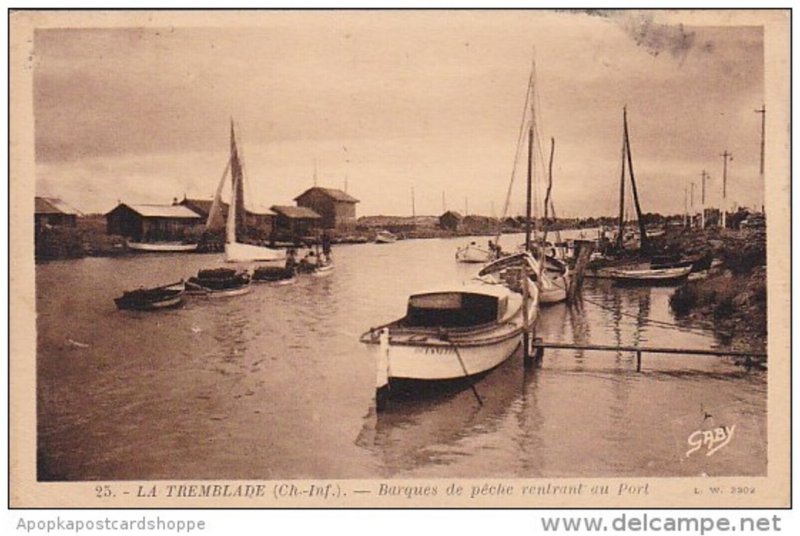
[223, 121, 286, 263]
[206, 159, 230, 231]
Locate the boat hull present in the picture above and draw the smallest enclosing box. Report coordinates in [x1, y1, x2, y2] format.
[609, 265, 692, 284]
[369, 333, 523, 381]
[127, 241, 198, 253]
[455, 245, 493, 263]
[225, 242, 286, 262]
[362, 294, 537, 383]
[114, 290, 185, 311]
[185, 281, 252, 297]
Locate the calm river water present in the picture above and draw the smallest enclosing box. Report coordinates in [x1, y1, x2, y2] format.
[36, 232, 766, 481]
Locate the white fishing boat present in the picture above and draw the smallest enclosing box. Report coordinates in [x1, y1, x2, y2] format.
[359, 269, 539, 407]
[455, 242, 494, 263]
[207, 121, 286, 263]
[375, 230, 397, 244]
[126, 240, 198, 253]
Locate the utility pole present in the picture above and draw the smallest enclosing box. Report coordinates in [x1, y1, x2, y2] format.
[720, 150, 733, 228]
[755, 104, 766, 177]
[411, 186, 416, 221]
[700, 170, 708, 229]
[465, 196, 469, 216]
[442, 191, 446, 212]
[313, 159, 318, 187]
[683, 186, 688, 228]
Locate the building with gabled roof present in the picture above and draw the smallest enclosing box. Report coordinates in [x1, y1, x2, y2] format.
[271, 205, 321, 240]
[105, 202, 203, 242]
[294, 186, 359, 230]
[35, 196, 80, 233]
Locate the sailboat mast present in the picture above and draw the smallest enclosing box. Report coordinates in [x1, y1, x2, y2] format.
[616, 120, 627, 250]
[623, 107, 649, 252]
[229, 121, 247, 243]
[525, 124, 533, 252]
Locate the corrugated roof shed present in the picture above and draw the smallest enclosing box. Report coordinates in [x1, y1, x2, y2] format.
[271, 206, 322, 219]
[294, 187, 359, 204]
[35, 196, 81, 215]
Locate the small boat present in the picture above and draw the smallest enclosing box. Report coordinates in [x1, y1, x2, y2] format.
[455, 242, 494, 264]
[126, 241, 198, 253]
[251, 265, 296, 285]
[360, 267, 539, 408]
[185, 268, 252, 297]
[375, 230, 397, 244]
[311, 259, 334, 277]
[608, 265, 692, 284]
[114, 281, 185, 311]
[539, 255, 570, 304]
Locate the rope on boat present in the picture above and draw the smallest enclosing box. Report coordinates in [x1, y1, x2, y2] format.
[439, 330, 483, 407]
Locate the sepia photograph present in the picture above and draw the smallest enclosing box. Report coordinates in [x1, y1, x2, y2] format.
[8, 8, 790, 508]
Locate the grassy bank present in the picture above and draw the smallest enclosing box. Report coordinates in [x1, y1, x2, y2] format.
[666, 227, 767, 352]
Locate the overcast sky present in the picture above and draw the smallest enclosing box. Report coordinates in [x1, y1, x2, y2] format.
[33, 10, 765, 217]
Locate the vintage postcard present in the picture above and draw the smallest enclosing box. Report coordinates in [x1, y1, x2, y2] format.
[9, 9, 790, 508]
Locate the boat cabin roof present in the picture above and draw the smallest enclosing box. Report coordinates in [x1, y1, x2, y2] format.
[409, 283, 512, 301]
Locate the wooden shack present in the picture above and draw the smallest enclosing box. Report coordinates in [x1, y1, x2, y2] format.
[294, 187, 359, 230]
[106, 203, 203, 242]
[270, 205, 322, 240]
[35, 197, 79, 234]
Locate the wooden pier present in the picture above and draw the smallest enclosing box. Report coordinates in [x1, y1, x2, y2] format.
[529, 340, 767, 372]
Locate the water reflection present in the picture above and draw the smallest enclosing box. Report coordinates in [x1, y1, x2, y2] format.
[35, 233, 766, 480]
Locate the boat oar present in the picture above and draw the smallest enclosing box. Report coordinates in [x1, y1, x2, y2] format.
[440, 331, 483, 407]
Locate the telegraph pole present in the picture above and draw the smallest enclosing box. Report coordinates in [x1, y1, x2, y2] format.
[683, 186, 688, 228]
[411, 186, 416, 220]
[720, 150, 732, 228]
[755, 105, 766, 177]
[700, 170, 708, 229]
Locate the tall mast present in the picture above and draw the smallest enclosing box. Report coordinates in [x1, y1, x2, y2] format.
[525, 119, 533, 252]
[623, 107, 648, 252]
[616, 117, 627, 250]
[228, 120, 247, 244]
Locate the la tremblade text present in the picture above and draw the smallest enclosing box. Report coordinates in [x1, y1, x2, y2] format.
[137, 484, 266, 498]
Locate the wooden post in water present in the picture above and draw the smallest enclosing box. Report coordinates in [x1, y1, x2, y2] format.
[523, 123, 534, 366]
[636, 350, 642, 372]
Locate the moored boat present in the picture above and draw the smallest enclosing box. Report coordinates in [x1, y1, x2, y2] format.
[608, 265, 692, 284]
[455, 242, 494, 264]
[186, 267, 252, 297]
[251, 265, 296, 285]
[126, 241, 198, 253]
[114, 281, 186, 311]
[375, 230, 397, 244]
[360, 271, 539, 408]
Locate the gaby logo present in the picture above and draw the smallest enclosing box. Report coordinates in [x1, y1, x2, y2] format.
[686, 425, 736, 458]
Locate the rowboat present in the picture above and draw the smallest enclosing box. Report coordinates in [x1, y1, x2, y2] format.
[375, 230, 397, 244]
[251, 265, 296, 285]
[608, 265, 692, 284]
[185, 268, 252, 297]
[455, 242, 494, 263]
[361, 252, 539, 409]
[114, 281, 185, 311]
[126, 241, 198, 253]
